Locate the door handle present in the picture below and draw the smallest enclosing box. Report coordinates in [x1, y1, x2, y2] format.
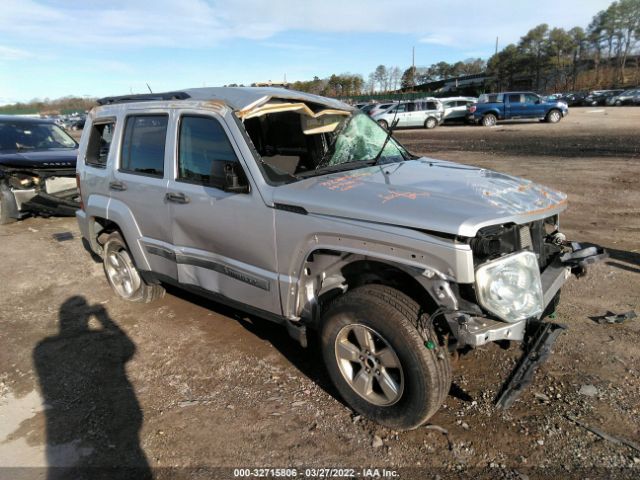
[109, 181, 127, 191]
[165, 192, 190, 204]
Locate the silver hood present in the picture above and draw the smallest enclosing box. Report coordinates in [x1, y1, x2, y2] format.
[271, 158, 568, 237]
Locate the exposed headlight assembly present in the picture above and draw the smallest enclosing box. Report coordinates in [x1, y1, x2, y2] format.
[475, 251, 543, 323]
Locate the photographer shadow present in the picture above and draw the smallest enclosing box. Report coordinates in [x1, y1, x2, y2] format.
[33, 296, 151, 480]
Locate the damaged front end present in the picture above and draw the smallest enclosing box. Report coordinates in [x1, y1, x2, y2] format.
[0, 165, 80, 221]
[0, 118, 80, 223]
[444, 216, 607, 408]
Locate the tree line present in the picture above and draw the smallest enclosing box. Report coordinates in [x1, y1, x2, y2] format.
[488, 0, 640, 91]
[288, 58, 485, 97]
[0, 96, 96, 115]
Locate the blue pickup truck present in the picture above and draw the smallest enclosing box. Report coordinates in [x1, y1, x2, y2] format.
[467, 92, 569, 126]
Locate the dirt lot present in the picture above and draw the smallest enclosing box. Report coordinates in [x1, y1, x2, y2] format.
[1, 107, 639, 479]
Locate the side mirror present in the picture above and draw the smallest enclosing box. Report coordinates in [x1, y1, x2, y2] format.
[223, 162, 249, 194]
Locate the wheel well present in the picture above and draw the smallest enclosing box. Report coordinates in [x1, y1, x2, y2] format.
[309, 255, 439, 328]
[90, 217, 122, 249]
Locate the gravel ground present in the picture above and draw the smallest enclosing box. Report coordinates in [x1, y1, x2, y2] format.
[0, 107, 639, 480]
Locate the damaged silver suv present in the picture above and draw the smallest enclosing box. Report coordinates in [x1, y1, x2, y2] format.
[76, 88, 604, 430]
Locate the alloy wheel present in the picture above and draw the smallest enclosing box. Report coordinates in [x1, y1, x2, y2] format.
[334, 324, 404, 406]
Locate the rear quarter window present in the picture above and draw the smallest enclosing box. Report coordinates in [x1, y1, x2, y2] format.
[85, 121, 115, 167]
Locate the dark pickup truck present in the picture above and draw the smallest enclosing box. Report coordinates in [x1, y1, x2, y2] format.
[467, 92, 569, 126]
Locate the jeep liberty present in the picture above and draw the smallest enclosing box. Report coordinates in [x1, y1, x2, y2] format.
[76, 88, 604, 429]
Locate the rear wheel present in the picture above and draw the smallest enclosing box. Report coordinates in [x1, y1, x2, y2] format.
[102, 231, 164, 303]
[481, 113, 497, 127]
[424, 117, 438, 129]
[320, 284, 451, 430]
[546, 109, 562, 123]
[377, 119, 389, 130]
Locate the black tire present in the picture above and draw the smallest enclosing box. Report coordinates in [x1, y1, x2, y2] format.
[481, 113, 497, 127]
[102, 231, 164, 303]
[615, 100, 622, 106]
[546, 109, 562, 123]
[424, 117, 438, 129]
[377, 119, 389, 130]
[320, 284, 451, 430]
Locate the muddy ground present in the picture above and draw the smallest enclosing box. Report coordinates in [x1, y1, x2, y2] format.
[0, 107, 639, 479]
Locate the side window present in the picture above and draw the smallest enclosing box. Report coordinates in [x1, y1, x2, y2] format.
[525, 94, 538, 103]
[178, 115, 239, 189]
[406, 102, 416, 112]
[426, 102, 437, 110]
[120, 115, 168, 177]
[85, 121, 115, 167]
[395, 104, 407, 113]
[508, 94, 522, 103]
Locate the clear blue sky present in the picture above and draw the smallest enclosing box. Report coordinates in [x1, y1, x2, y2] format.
[0, 0, 613, 104]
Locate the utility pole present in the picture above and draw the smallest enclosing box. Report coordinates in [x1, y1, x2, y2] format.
[412, 46, 416, 89]
[495, 36, 499, 55]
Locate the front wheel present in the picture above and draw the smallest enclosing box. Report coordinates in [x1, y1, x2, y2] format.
[102, 231, 165, 303]
[424, 117, 438, 129]
[481, 113, 497, 127]
[377, 119, 389, 130]
[546, 109, 562, 123]
[320, 285, 451, 430]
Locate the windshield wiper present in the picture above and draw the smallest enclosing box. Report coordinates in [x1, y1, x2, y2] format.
[371, 117, 400, 166]
[296, 159, 377, 179]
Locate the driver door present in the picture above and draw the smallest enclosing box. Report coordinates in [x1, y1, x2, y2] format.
[165, 110, 281, 314]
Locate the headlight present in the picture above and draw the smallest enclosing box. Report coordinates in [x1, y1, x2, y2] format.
[475, 251, 543, 323]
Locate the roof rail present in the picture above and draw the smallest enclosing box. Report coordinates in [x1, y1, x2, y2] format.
[97, 91, 191, 106]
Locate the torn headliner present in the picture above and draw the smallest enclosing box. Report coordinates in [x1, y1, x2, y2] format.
[181, 87, 353, 114]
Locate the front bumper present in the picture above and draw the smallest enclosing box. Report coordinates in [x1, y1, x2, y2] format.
[446, 243, 606, 347]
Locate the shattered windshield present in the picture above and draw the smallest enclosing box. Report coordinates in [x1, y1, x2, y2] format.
[0, 122, 77, 152]
[311, 112, 408, 173]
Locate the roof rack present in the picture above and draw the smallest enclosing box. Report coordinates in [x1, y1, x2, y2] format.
[97, 91, 191, 106]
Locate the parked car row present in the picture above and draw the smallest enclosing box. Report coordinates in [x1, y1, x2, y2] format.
[358, 96, 477, 130]
[556, 89, 640, 107]
[358, 91, 568, 128]
[51, 113, 87, 131]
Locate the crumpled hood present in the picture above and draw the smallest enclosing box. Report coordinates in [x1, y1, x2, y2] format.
[272, 158, 567, 237]
[0, 149, 77, 169]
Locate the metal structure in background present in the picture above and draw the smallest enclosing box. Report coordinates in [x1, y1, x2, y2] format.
[340, 73, 489, 103]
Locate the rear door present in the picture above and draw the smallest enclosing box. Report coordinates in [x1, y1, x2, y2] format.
[109, 112, 176, 279]
[506, 94, 524, 118]
[166, 110, 280, 314]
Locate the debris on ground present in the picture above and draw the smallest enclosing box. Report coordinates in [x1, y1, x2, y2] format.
[593, 311, 637, 325]
[565, 415, 640, 454]
[371, 435, 384, 449]
[425, 424, 453, 451]
[578, 384, 598, 397]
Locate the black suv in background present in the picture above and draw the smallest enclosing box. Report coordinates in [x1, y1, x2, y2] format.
[0, 116, 79, 224]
